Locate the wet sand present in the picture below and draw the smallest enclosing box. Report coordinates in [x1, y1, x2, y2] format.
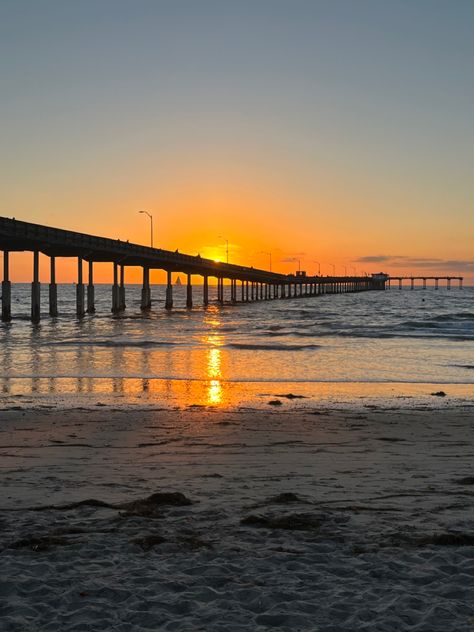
[1, 403, 473, 631]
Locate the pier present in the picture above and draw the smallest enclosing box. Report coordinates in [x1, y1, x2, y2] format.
[0, 216, 390, 322]
[388, 276, 463, 290]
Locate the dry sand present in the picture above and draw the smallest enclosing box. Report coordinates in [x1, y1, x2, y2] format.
[0, 402, 473, 631]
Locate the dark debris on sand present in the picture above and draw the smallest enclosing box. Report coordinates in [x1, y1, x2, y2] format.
[18, 492, 193, 516]
[454, 476, 474, 485]
[130, 534, 166, 551]
[389, 531, 474, 547]
[241, 513, 322, 531]
[9, 535, 72, 552]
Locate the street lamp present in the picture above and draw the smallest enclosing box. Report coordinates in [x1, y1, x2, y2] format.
[138, 211, 154, 248]
[260, 251, 272, 272]
[313, 261, 321, 275]
[351, 266, 357, 276]
[329, 263, 335, 276]
[218, 236, 229, 264]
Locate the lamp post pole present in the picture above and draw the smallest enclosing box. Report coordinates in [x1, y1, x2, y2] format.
[139, 211, 154, 248]
[218, 236, 229, 264]
[313, 261, 321, 275]
[260, 251, 272, 272]
[330, 263, 335, 276]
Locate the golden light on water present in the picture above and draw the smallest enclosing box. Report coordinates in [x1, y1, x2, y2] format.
[206, 344, 223, 405]
[202, 308, 225, 405]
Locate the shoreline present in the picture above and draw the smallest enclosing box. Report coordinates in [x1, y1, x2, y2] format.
[0, 379, 473, 413]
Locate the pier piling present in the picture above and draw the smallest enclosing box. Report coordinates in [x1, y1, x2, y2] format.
[31, 251, 41, 323]
[87, 261, 95, 313]
[76, 257, 85, 317]
[141, 267, 151, 310]
[186, 274, 193, 308]
[165, 270, 173, 309]
[49, 256, 58, 317]
[1, 251, 11, 322]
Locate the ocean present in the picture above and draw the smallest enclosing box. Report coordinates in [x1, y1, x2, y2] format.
[1, 283, 473, 408]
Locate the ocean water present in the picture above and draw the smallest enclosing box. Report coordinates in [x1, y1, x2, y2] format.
[0, 283, 473, 408]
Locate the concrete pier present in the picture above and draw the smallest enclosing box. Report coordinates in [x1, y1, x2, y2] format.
[141, 267, 151, 310]
[119, 265, 126, 310]
[217, 278, 224, 304]
[31, 251, 41, 323]
[165, 270, 173, 309]
[76, 257, 85, 317]
[49, 256, 58, 317]
[1, 251, 11, 322]
[203, 275, 209, 306]
[87, 261, 95, 313]
[112, 262, 120, 313]
[186, 274, 193, 308]
[2, 217, 463, 323]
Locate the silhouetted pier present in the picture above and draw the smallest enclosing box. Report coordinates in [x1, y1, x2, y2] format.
[0, 216, 393, 322]
[388, 276, 463, 290]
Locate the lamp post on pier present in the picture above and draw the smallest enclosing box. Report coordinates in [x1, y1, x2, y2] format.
[218, 236, 229, 264]
[313, 261, 321, 275]
[329, 263, 335, 276]
[260, 251, 272, 272]
[139, 211, 154, 248]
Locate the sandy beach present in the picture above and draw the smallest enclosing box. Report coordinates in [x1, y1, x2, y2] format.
[1, 401, 473, 631]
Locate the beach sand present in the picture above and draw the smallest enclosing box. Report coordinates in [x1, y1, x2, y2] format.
[1, 402, 473, 631]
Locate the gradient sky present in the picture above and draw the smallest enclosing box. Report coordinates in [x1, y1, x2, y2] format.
[1, 0, 473, 282]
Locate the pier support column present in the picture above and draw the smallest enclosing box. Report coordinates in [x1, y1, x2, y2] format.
[422, 278, 426, 290]
[231, 280, 237, 303]
[165, 270, 173, 309]
[1, 251, 11, 322]
[87, 261, 95, 313]
[220, 278, 225, 303]
[119, 265, 126, 310]
[260, 283, 263, 300]
[245, 281, 249, 302]
[141, 267, 151, 310]
[48, 256, 58, 317]
[203, 275, 209, 306]
[251, 282, 254, 301]
[112, 262, 120, 313]
[281, 283, 285, 299]
[459, 278, 463, 289]
[435, 278, 439, 290]
[186, 274, 193, 308]
[398, 279, 402, 290]
[410, 278, 414, 290]
[76, 257, 85, 317]
[31, 251, 41, 323]
[447, 278, 451, 290]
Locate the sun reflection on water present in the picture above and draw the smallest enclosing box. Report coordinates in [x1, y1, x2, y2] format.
[203, 308, 225, 405]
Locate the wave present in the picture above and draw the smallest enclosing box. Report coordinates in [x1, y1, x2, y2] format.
[50, 339, 179, 348]
[225, 343, 321, 351]
[429, 312, 474, 322]
[1, 375, 473, 385]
